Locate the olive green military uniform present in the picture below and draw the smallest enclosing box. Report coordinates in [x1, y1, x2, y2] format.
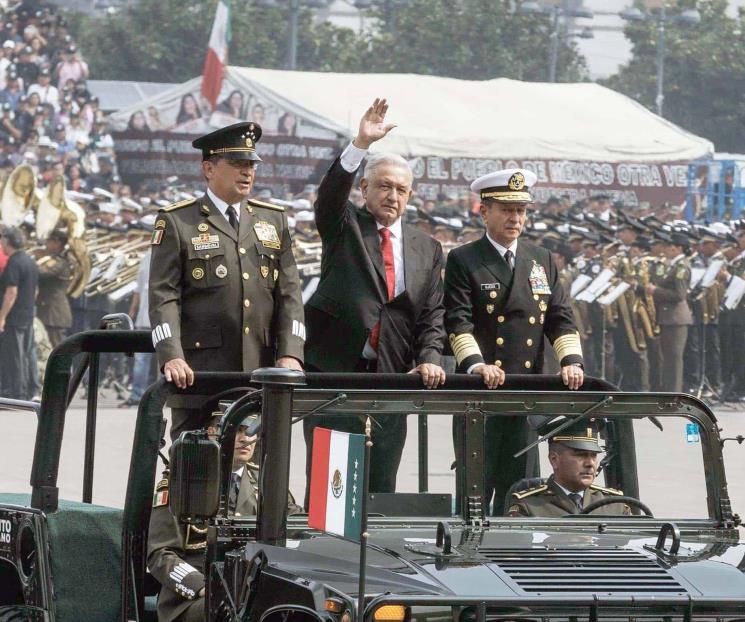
[148, 193, 305, 438]
[507, 475, 631, 517]
[148, 467, 299, 622]
[654, 254, 693, 392]
[36, 250, 73, 347]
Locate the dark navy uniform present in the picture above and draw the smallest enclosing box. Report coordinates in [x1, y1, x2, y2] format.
[444, 169, 582, 515]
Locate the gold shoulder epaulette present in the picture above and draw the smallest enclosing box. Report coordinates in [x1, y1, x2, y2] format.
[590, 484, 623, 496]
[248, 197, 284, 212]
[160, 197, 196, 212]
[513, 484, 548, 500]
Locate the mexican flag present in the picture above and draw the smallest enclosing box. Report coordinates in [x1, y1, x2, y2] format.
[308, 427, 366, 540]
[201, 0, 231, 109]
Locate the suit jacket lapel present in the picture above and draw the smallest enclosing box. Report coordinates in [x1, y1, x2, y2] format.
[358, 208, 387, 290]
[547, 476, 579, 515]
[504, 246, 532, 312]
[235, 466, 258, 516]
[403, 225, 422, 299]
[478, 235, 513, 287]
[239, 199, 254, 243]
[202, 194, 238, 242]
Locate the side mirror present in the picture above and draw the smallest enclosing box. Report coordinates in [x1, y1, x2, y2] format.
[169, 430, 220, 522]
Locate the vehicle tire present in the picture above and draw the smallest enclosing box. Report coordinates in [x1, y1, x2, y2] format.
[0, 605, 29, 622]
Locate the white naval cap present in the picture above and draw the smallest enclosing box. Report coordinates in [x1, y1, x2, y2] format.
[470, 168, 537, 204]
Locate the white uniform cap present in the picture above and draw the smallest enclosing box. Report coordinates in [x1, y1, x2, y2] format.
[295, 210, 314, 222]
[470, 168, 537, 204]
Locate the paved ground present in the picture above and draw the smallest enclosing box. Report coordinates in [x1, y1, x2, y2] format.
[2, 390, 745, 522]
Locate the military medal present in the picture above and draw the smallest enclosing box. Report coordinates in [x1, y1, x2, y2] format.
[215, 264, 228, 279]
[191, 233, 220, 251]
[273, 268, 279, 281]
[529, 262, 551, 295]
[539, 300, 548, 312]
[254, 221, 281, 249]
[540, 313, 545, 324]
[486, 304, 494, 314]
[197, 223, 209, 232]
[155, 219, 166, 229]
[192, 267, 204, 280]
[261, 265, 269, 278]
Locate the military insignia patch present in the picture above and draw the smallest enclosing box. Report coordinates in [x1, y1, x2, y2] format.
[254, 221, 281, 249]
[151, 229, 164, 245]
[215, 264, 228, 279]
[191, 233, 220, 251]
[486, 304, 494, 314]
[261, 265, 269, 278]
[529, 262, 551, 295]
[273, 268, 279, 281]
[539, 300, 548, 312]
[508, 172, 525, 191]
[192, 267, 204, 280]
[197, 222, 209, 232]
[155, 219, 166, 230]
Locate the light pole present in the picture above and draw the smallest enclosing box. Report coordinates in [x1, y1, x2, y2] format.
[620, 4, 701, 118]
[519, 1, 594, 83]
[256, 0, 331, 70]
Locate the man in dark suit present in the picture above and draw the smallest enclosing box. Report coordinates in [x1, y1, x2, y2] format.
[304, 98, 447, 493]
[444, 168, 584, 514]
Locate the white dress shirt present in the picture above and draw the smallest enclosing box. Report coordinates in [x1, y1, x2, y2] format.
[207, 187, 240, 224]
[339, 140, 367, 173]
[485, 233, 517, 268]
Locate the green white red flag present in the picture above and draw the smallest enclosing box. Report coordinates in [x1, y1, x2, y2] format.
[201, 0, 231, 109]
[308, 427, 366, 540]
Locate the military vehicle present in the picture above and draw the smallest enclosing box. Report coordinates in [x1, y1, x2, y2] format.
[1, 329, 745, 621]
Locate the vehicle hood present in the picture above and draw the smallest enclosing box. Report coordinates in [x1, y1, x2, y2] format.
[257, 525, 745, 600]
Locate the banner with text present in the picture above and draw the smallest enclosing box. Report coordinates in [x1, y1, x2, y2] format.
[113, 131, 689, 206]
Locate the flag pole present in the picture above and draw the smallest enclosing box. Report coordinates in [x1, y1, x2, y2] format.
[356, 417, 373, 622]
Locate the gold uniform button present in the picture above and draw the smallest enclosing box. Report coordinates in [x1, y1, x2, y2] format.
[489, 291, 497, 299]
[526, 338, 533, 346]
[525, 361, 532, 369]
[529, 316, 536, 324]
[242, 272, 249, 280]
[244, 327, 250, 335]
[205, 254, 210, 259]
[496, 337, 504, 345]
[239, 247, 246, 255]
[244, 299, 250, 308]
[497, 315, 505, 323]
[533, 294, 539, 301]
[195, 342, 201, 348]
[494, 360, 502, 367]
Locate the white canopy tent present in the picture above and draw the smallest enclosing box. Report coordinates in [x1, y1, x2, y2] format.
[109, 66, 713, 163]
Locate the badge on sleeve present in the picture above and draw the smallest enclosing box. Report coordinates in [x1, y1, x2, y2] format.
[529, 262, 551, 295]
[254, 221, 281, 249]
[151, 229, 164, 245]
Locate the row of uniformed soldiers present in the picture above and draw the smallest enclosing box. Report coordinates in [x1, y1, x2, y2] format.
[536, 214, 745, 399]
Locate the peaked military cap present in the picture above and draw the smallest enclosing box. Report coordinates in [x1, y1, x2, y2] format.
[193, 121, 263, 161]
[471, 168, 537, 204]
[543, 417, 603, 452]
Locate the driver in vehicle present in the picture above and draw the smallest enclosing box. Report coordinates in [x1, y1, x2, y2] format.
[147, 412, 301, 622]
[506, 419, 631, 517]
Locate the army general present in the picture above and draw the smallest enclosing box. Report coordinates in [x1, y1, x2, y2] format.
[149, 122, 305, 438]
[443, 168, 584, 514]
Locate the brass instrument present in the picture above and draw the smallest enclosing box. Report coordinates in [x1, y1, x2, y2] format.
[637, 256, 660, 337]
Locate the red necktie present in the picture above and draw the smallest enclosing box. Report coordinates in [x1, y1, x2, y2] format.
[370, 228, 396, 352]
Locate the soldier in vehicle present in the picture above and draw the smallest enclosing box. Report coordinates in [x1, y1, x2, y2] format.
[506, 419, 631, 517]
[147, 412, 300, 622]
